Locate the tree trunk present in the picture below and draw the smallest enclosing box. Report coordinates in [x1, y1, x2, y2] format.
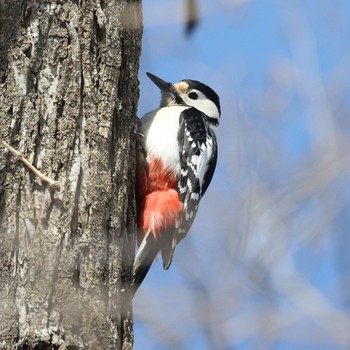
[0, 1, 142, 349]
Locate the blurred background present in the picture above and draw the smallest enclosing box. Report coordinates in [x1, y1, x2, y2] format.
[134, 0, 350, 349]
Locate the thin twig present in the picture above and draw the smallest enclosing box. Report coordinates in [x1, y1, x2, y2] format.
[1, 140, 61, 192]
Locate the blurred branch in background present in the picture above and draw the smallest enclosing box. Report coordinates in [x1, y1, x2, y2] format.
[184, 0, 199, 36]
[134, 0, 350, 349]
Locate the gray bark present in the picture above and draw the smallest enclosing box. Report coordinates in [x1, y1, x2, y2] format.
[0, 0, 142, 349]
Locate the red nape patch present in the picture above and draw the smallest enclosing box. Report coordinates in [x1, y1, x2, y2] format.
[139, 189, 183, 238]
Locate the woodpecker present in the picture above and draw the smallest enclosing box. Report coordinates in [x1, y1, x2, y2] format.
[132, 72, 220, 295]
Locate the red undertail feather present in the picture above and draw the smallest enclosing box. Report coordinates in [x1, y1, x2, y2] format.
[137, 156, 182, 242]
[140, 189, 182, 237]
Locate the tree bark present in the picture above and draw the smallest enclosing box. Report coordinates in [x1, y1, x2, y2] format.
[0, 0, 142, 349]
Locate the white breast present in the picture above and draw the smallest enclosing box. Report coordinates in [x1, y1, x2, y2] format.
[141, 106, 188, 175]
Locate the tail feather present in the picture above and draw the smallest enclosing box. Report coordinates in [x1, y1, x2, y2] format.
[131, 232, 160, 296]
[160, 230, 177, 271]
[132, 230, 179, 296]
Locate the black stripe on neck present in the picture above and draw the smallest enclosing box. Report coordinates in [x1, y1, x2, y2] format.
[205, 116, 219, 127]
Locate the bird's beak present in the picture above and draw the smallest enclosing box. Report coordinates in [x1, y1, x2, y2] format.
[146, 72, 172, 92]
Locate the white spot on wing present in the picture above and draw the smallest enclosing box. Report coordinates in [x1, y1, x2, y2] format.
[191, 193, 199, 200]
[193, 136, 213, 188]
[191, 155, 199, 165]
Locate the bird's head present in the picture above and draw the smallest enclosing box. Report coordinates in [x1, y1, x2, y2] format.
[147, 72, 221, 123]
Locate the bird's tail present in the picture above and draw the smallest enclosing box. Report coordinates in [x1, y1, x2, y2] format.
[131, 232, 160, 297]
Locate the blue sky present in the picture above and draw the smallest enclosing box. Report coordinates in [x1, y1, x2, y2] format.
[134, 1, 350, 349]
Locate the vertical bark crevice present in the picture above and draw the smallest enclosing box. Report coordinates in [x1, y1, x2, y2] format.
[109, 106, 118, 174]
[70, 166, 83, 240]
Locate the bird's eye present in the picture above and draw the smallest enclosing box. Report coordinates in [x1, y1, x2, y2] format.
[188, 92, 198, 100]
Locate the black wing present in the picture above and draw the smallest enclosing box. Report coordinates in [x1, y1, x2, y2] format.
[162, 107, 218, 269]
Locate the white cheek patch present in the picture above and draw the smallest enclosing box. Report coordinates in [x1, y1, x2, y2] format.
[195, 99, 220, 120]
[183, 90, 220, 120]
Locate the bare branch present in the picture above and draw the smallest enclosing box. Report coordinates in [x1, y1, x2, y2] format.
[1, 140, 61, 192]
